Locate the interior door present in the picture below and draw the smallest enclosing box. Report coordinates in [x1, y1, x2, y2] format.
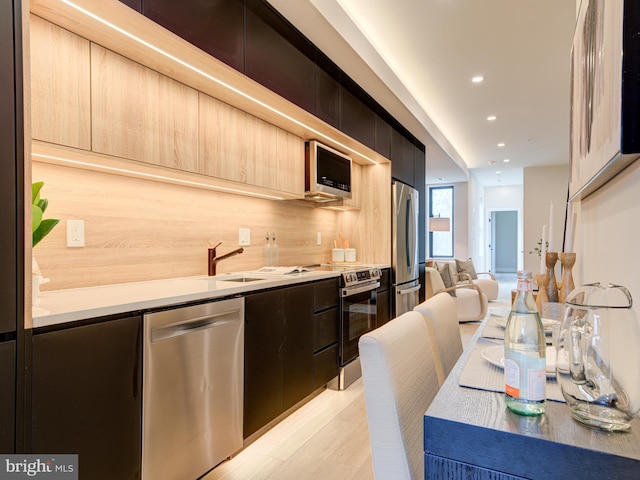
[491, 211, 518, 273]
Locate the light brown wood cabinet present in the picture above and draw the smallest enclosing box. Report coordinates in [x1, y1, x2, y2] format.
[199, 93, 303, 196]
[31, 17, 305, 200]
[30, 15, 91, 150]
[91, 44, 199, 173]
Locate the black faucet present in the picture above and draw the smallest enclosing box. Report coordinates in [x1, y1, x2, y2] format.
[208, 243, 244, 276]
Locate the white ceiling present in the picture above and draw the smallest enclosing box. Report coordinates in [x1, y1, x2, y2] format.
[267, 0, 577, 187]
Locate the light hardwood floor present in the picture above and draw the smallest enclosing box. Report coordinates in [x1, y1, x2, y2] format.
[205, 277, 515, 480]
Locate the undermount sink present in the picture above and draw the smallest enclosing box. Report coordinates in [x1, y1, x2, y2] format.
[217, 277, 264, 283]
[197, 275, 266, 283]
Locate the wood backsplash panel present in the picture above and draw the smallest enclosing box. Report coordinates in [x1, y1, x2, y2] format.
[32, 162, 342, 290]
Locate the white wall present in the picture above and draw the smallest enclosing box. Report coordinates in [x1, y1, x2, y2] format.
[484, 184, 524, 273]
[523, 165, 570, 274]
[453, 182, 469, 260]
[572, 159, 640, 319]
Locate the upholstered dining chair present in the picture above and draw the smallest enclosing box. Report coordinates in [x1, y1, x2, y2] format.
[359, 310, 440, 480]
[424, 267, 488, 322]
[413, 292, 463, 386]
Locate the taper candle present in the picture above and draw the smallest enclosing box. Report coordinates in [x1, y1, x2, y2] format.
[540, 225, 547, 274]
[548, 202, 555, 252]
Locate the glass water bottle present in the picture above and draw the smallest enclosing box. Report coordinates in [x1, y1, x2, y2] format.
[271, 232, 279, 266]
[263, 233, 272, 266]
[504, 270, 546, 416]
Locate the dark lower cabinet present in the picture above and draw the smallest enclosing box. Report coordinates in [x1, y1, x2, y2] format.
[377, 268, 391, 325]
[244, 279, 338, 438]
[0, 340, 15, 453]
[283, 285, 315, 410]
[31, 315, 142, 480]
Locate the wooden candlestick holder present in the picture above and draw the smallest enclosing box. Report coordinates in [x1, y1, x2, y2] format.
[535, 273, 549, 312]
[559, 252, 576, 304]
[546, 252, 559, 303]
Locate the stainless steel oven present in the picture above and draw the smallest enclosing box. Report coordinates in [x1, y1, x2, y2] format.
[330, 267, 382, 390]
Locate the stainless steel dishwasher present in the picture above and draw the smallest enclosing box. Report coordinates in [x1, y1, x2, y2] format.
[142, 297, 244, 480]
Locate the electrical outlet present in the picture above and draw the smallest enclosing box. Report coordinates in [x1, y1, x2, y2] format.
[67, 219, 85, 247]
[316, 232, 322, 245]
[239, 228, 251, 246]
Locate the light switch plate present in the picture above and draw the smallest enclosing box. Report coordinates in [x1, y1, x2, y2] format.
[239, 228, 251, 246]
[316, 232, 322, 245]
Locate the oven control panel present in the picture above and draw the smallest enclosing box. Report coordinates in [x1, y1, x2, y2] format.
[342, 267, 382, 287]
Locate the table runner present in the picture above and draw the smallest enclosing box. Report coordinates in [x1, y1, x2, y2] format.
[458, 336, 565, 402]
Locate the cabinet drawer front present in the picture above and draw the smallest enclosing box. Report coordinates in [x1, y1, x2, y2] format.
[314, 344, 338, 389]
[314, 278, 339, 311]
[313, 308, 338, 352]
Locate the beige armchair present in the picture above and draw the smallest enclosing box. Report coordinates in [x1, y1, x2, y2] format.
[424, 267, 487, 322]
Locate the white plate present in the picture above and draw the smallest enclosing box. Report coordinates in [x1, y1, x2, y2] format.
[492, 315, 560, 331]
[481, 345, 556, 377]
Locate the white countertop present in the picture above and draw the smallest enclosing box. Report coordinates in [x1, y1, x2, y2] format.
[32, 270, 342, 329]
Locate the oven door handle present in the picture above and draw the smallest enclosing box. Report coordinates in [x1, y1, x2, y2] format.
[340, 282, 380, 297]
[397, 285, 421, 295]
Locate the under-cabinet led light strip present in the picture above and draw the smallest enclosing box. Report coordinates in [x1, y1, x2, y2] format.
[32, 153, 287, 201]
[60, 0, 379, 165]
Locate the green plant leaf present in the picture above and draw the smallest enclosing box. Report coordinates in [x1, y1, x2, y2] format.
[38, 198, 48, 214]
[33, 218, 59, 247]
[32, 205, 43, 233]
[32, 181, 44, 204]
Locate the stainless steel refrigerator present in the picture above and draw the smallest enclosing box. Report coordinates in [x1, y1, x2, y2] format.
[392, 181, 420, 318]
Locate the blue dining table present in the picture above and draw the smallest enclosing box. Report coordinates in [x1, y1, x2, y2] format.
[423, 314, 640, 479]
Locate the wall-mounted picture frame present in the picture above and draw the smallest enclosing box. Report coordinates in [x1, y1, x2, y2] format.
[569, 0, 640, 201]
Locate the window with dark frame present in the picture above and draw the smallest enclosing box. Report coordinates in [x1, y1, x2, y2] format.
[429, 185, 453, 258]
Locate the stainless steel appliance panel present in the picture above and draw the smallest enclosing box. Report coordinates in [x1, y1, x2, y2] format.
[392, 181, 419, 285]
[393, 278, 421, 318]
[392, 181, 420, 317]
[143, 297, 244, 480]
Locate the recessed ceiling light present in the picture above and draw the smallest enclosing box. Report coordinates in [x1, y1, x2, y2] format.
[503, 158, 510, 163]
[496, 171, 501, 175]
[472, 75, 484, 83]
[436, 177, 445, 182]
[497, 143, 505, 147]
[487, 115, 497, 121]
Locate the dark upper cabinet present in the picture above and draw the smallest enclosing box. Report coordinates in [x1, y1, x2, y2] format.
[391, 129, 416, 187]
[340, 81, 376, 150]
[31, 315, 142, 480]
[143, 0, 244, 72]
[118, 0, 141, 12]
[245, 0, 316, 112]
[315, 53, 341, 129]
[415, 143, 426, 262]
[375, 115, 392, 159]
[0, 341, 15, 453]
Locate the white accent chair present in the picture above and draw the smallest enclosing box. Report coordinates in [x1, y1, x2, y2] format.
[463, 272, 499, 301]
[424, 267, 488, 322]
[359, 310, 440, 480]
[413, 292, 463, 386]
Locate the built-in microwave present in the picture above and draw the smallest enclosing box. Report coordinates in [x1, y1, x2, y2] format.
[305, 140, 352, 200]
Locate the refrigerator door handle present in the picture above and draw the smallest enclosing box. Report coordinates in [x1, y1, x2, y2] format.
[405, 197, 411, 268]
[397, 284, 421, 295]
